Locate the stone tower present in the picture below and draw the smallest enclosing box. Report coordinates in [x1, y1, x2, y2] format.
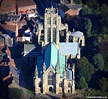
[44, 7, 61, 45]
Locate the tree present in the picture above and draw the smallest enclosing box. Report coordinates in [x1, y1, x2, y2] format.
[92, 53, 105, 71]
[81, 5, 92, 15]
[77, 76, 88, 89]
[99, 40, 108, 61]
[73, 0, 82, 4]
[84, 18, 92, 38]
[99, 77, 108, 91]
[76, 57, 94, 83]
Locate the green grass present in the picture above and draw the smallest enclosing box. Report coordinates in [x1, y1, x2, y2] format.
[84, 89, 108, 97]
[8, 88, 23, 99]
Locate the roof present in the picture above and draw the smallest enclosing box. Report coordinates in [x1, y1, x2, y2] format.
[24, 44, 37, 56]
[16, 0, 35, 7]
[0, 24, 17, 33]
[37, 55, 43, 77]
[63, 0, 70, 4]
[70, 31, 83, 37]
[59, 42, 78, 56]
[0, 0, 16, 14]
[59, 55, 65, 77]
[66, 4, 82, 10]
[0, 34, 5, 45]
[60, 4, 69, 12]
[36, 43, 65, 78]
[44, 43, 58, 69]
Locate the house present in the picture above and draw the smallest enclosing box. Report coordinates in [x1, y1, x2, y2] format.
[0, 0, 16, 15]
[16, 0, 36, 15]
[59, 4, 82, 18]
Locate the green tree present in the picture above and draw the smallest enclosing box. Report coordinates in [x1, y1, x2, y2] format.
[99, 77, 108, 91]
[77, 76, 88, 89]
[73, 0, 82, 4]
[92, 53, 105, 71]
[81, 5, 92, 15]
[76, 57, 94, 83]
[99, 40, 108, 61]
[84, 18, 92, 38]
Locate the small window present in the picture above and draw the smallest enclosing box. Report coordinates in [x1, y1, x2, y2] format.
[59, 82, 62, 87]
[68, 82, 71, 87]
[47, 17, 51, 24]
[53, 17, 56, 24]
[39, 82, 42, 87]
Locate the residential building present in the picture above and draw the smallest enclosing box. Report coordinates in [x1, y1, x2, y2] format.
[16, 0, 36, 15]
[0, 0, 16, 15]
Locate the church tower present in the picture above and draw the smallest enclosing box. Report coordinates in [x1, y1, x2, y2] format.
[44, 7, 61, 45]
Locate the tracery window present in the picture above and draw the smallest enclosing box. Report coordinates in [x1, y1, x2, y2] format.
[47, 28, 51, 42]
[59, 81, 62, 87]
[68, 82, 71, 87]
[47, 17, 51, 24]
[53, 28, 56, 42]
[53, 17, 56, 24]
[48, 70, 54, 85]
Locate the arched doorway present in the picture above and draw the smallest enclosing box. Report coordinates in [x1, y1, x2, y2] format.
[49, 86, 53, 92]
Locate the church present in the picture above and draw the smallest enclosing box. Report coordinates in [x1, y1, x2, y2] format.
[34, 7, 85, 94]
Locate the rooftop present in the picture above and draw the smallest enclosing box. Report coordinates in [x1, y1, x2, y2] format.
[59, 42, 78, 56]
[66, 4, 82, 10]
[60, 4, 69, 12]
[70, 31, 83, 37]
[16, 0, 36, 7]
[0, 24, 17, 33]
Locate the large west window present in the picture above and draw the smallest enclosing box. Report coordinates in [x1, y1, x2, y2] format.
[48, 70, 54, 85]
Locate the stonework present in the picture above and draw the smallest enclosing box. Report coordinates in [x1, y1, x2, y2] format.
[34, 7, 85, 94]
[37, 7, 70, 46]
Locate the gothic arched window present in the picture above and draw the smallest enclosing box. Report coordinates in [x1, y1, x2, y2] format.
[53, 28, 56, 42]
[47, 17, 51, 24]
[48, 70, 54, 85]
[53, 17, 56, 24]
[47, 28, 51, 42]
[59, 81, 62, 87]
[68, 82, 71, 87]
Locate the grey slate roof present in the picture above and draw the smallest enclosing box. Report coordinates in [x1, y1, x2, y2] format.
[66, 4, 82, 10]
[24, 44, 37, 56]
[59, 42, 78, 56]
[70, 31, 83, 37]
[60, 4, 69, 12]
